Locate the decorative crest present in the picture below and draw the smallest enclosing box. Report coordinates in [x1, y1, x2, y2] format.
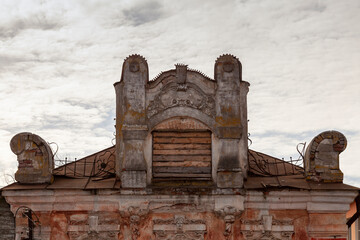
[215, 53, 240, 64]
[123, 54, 147, 63]
[215, 53, 242, 81]
[187, 67, 213, 80]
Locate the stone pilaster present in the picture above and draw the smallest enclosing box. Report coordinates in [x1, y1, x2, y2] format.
[214, 54, 249, 188]
[114, 54, 148, 188]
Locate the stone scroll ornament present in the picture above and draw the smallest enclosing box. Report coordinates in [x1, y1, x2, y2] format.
[304, 130, 347, 182]
[10, 132, 54, 184]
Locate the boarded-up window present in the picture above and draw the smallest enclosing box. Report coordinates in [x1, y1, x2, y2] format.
[152, 131, 212, 182]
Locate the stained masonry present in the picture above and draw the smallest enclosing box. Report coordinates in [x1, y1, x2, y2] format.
[1, 54, 359, 240]
[0, 193, 15, 240]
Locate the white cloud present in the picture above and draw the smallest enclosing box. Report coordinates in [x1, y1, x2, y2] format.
[0, 0, 359, 187]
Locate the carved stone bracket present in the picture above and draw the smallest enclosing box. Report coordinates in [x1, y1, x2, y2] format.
[215, 206, 243, 240]
[120, 206, 149, 240]
[153, 215, 206, 240]
[241, 215, 294, 240]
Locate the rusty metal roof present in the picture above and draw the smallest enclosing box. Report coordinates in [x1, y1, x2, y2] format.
[248, 149, 303, 176]
[2, 146, 358, 191]
[53, 146, 116, 178]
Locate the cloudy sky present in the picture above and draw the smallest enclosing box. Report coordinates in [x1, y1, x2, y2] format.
[0, 0, 359, 187]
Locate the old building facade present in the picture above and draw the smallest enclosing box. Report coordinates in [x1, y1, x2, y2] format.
[1, 54, 359, 240]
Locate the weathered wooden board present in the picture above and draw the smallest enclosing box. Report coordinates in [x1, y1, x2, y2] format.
[153, 137, 211, 144]
[153, 149, 211, 155]
[153, 166, 211, 173]
[153, 143, 211, 150]
[153, 161, 211, 167]
[153, 132, 211, 138]
[152, 130, 212, 181]
[153, 155, 211, 162]
[152, 177, 211, 182]
[153, 173, 212, 178]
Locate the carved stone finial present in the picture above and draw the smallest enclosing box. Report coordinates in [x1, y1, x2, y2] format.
[10, 132, 54, 184]
[175, 63, 188, 84]
[304, 130, 346, 182]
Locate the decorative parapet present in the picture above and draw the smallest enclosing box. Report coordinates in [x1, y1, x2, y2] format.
[153, 215, 206, 240]
[10, 132, 54, 184]
[115, 54, 249, 188]
[304, 130, 347, 182]
[241, 215, 294, 240]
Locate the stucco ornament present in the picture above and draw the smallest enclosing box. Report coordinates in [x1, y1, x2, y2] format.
[146, 82, 215, 119]
[153, 215, 206, 240]
[240, 215, 294, 240]
[67, 214, 120, 240]
[129, 60, 140, 72]
[10, 132, 54, 184]
[215, 206, 243, 240]
[120, 206, 149, 240]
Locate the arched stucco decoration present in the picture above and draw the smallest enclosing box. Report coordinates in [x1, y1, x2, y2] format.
[10, 132, 54, 184]
[148, 107, 216, 134]
[304, 130, 347, 182]
[152, 116, 210, 131]
[146, 82, 216, 124]
[114, 54, 250, 188]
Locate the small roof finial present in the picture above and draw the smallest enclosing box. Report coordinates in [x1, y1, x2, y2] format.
[175, 63, 188, 84]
